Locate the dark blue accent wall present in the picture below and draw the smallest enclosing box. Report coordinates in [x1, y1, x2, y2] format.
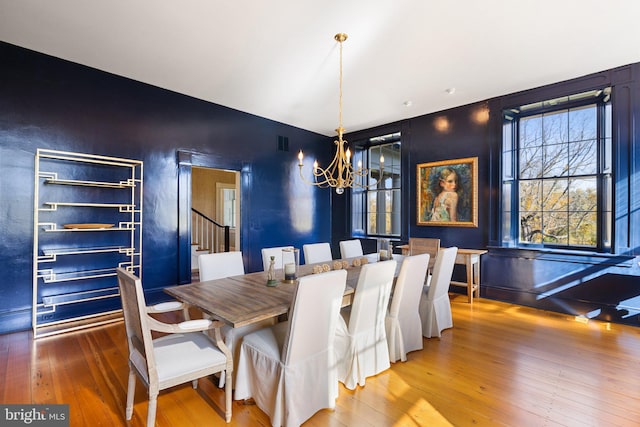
[337, 64, 640, 327]
[0, 42, 331, 333]
[2, 41, 640, 334]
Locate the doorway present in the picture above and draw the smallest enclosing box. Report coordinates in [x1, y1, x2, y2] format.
[177, 150, 244, 285]
[191, 166, 241, 274]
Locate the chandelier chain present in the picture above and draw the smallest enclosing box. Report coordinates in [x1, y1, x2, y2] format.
[297, 33, 382, 194]
[338, 34, 343, 132]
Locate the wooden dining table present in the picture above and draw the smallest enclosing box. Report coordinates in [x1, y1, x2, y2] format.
[164, 259, 382, 329]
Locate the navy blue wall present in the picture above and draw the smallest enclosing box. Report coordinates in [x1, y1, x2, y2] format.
[2, 41, 640, 334]
[338, 64, 640, 326]
[0, 42, 332, 333]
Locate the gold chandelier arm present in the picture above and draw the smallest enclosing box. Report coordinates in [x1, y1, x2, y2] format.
[320, 139, 343, 176]
[299, 156, 379, 190]
[299, 136, 379, 190]
[298, 167, 332, 188]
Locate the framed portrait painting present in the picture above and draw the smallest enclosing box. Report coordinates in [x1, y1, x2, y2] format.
[416, 157, 478, 227]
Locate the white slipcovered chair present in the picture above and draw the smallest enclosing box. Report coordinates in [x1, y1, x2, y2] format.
[261, 246, 294, 272]
[419, 246, 458, 338]
[234, 269, 348, 427]
[198, 251, 275, 387]
[302, 242, 333, 264]
[339, 239, 364, 259]
[385, 253, 430, 363]
[116, 268, 232, 426]
[198, 251, 245, 280]
[334, 259, 396, 389]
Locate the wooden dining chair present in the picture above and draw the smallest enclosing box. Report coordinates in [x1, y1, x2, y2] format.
[409, 237, 440, 267]
[302, 242, 333, 264]
[334, 259, 397, 389]
[385, 253, 430, 362]
[339, 239, 364, 259]
[116, 268, 233, 426]
[234, 269, 348, 427]
[419, 246, 458, 338]
[409, 237, 440, 283]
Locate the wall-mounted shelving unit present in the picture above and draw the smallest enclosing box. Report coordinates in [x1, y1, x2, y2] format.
[33, 149, 143, 338]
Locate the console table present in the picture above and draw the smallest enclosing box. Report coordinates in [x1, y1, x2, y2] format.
[451, 249, 487, 304]
[398, 245, 487, 304]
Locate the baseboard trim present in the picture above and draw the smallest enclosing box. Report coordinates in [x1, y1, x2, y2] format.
[34, 310, 123, 339]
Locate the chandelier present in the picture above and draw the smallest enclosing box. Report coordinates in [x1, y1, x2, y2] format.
[298, 33, 383, 194]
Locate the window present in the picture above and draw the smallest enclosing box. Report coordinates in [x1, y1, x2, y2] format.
[221, 188, 236, 227]
[351, 132, 401, 237]
[501, 89, 612, 250]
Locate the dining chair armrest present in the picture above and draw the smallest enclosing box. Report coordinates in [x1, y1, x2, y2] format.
[145, 316, 232, 359]
[206, 323, 233, 364]
[147, 300, 191, 320]
[147, 300, 188, 313]
[145, 315, 209, 334]
[178, 319, 213, 330]
[177, 318, 233, 366]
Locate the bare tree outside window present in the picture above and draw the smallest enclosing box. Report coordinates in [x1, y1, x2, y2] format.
[503, 89, 611, 250]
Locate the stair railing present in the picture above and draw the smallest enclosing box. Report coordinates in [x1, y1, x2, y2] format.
[191, 208, 230, 253]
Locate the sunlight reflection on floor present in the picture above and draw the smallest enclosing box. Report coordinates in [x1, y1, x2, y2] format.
[388, 371, 454, 427]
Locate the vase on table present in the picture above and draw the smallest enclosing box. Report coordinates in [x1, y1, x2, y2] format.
[282, 247, 299, 283]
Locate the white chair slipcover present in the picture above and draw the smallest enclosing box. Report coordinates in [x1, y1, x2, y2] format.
[261, 246, 294, 272]
[198, 251, 245, 280]
[234, 269, 348, 427]
[339, 239, 364, 259]
[334, 259, 396, 389]
[116, 268, 232, 426]
[302, 242, 333, 264]
[198, 250, 275, 387]
[385, 253, 430, 363]
[419, 246, 458, 338]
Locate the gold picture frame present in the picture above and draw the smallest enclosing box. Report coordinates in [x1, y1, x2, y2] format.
[417, 157, 478, 227]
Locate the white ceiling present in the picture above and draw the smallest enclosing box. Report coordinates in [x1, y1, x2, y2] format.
[2, 0, 640, 137]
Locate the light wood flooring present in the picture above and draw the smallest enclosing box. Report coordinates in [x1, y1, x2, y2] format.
[2, 294, 639, 426]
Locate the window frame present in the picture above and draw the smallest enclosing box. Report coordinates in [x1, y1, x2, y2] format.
[501, 88, 612, 252]
[350, 132, 402, 239]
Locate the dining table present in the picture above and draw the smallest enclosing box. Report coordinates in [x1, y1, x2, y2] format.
[164, 253, 399, 329]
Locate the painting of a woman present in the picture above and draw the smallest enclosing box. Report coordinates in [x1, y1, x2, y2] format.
[430, 168, 459, 221]
[417, 157, 477, 227]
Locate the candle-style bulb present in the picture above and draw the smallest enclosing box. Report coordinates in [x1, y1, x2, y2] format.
[313, 160, 318, 171]
[346, 148, 351, 164]
[298, 150, 304, 166]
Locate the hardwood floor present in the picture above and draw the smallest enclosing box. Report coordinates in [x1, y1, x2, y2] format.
[2, 294, 639, 426]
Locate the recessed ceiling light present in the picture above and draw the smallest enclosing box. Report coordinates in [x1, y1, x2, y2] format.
[445, 88, 456, 95]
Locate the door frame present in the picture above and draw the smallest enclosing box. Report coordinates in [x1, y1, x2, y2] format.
[177, 150, 245, 284]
